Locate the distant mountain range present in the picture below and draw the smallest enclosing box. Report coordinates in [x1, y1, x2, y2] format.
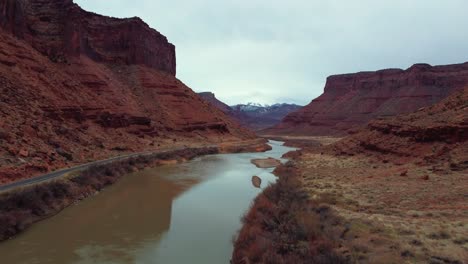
[198, 92, 302, 131]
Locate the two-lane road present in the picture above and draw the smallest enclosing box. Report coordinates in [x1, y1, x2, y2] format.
[0, 146, 196, 193]
[0, 139, 264, 194]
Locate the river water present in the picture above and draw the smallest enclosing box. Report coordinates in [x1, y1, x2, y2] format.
[0, 140, 296, 264]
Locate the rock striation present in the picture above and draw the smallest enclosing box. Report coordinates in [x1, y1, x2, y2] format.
[197, 92, 233, 113]
[0, 0, 254, 184]
[0, 0, 176, 75]
[268, 63, 468, 135]
[333, 87, 468, 167]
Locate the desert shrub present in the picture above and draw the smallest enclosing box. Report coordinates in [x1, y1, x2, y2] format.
[401, 250, 414, 258]
[0, 146, 217, 242]
[1, 179, 65, 239]
[233, 163, 348, 263]
[453, 238, 468, 245]
[0, 129, 9, 140]
[56, 148, 73, 161]
[428, 231, 451, 240]
[134, 155, 152, 164]
[15, 188, 42, 211]
[128, 158, 137, 166]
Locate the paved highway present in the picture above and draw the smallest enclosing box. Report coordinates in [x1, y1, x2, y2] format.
[0, 139, 263, 193]
[0, 146, 195, 193]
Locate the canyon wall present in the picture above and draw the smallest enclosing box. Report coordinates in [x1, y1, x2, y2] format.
[198, 92, 233, 113]
[0, 0, 254, 184]
[0, 0, 176, 75]
[333, 87, 467, 167]
[268, 63, 468, 136]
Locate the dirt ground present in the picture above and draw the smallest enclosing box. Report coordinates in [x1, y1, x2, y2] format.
[261, 135, 341, 148]
[284, 136, 467, 263]
[251, 157, 282, 168]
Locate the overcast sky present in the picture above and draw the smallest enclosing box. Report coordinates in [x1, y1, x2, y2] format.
[75, 0, 468, 105]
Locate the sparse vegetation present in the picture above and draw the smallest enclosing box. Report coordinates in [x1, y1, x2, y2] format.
[453, 238, 468, 245]
[401, 250, 415, 258]
[427, 230, 451, 240]
[232, 163, 348, 263]
[0, 147, 219, 242]
[0, 181, 74, 240]
[0, 129, 9, 140]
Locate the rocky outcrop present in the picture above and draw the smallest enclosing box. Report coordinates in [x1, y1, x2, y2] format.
[0, 0, 176, 75]
[198, 92, 302, 131]
[251, 176, 262, 188]
[268, 63, 468, 135]
[0, 0, 255, 184]
[332, 87, 468, 167]
[198, 92, 233, 113]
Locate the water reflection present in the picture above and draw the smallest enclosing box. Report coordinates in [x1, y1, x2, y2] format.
[0, 168, 190, 264]
[0, 141, 296, 264]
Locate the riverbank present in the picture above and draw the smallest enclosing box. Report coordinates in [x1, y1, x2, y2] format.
[233, 136, 467, 263]
[251, 158, 281, 168]
[259, 135, 341, 149]
[0, 139, 271, 242]
[232, 156, 349, 263]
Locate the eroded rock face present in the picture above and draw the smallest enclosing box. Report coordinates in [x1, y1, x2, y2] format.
[0, 0, 254, 184]
[269, 63, 468, 135]
[198, 92, 233, 113]
[0, 0, 176, 75]
[332, 87, 468, 167]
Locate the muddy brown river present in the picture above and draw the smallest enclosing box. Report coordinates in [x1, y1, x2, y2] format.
[0, 141, 296, 264]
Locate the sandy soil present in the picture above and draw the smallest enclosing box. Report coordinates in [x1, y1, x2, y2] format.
[261, 135, 341, 149]
[289, 137, 468, 263]
[251, 158, 282, 168]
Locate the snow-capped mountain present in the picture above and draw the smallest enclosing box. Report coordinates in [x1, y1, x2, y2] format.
[231, 103, 301, 117]
[233, 103, 267, 112]
[198, 92, 302, 131]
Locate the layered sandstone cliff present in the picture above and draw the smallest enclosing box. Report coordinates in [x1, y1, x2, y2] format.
[0, 0, 254, 184]
[0, 0, 176, 74]
[268, 63, 468, 135]
[198, 92, 233, 113]
[332, 87, 467, 167]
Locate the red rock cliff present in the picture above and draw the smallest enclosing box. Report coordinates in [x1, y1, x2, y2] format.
[0, 0, 176, 75]
[0, 0, 254, 184]
[268, 63, 468, 136]
[333, 87, 467, 168]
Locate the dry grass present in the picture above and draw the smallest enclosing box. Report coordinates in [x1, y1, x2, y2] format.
[232, 164, 348, 264]
[296, 151, 468, 263]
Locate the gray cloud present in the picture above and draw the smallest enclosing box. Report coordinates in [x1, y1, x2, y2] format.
[75, 0, 468, 105]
